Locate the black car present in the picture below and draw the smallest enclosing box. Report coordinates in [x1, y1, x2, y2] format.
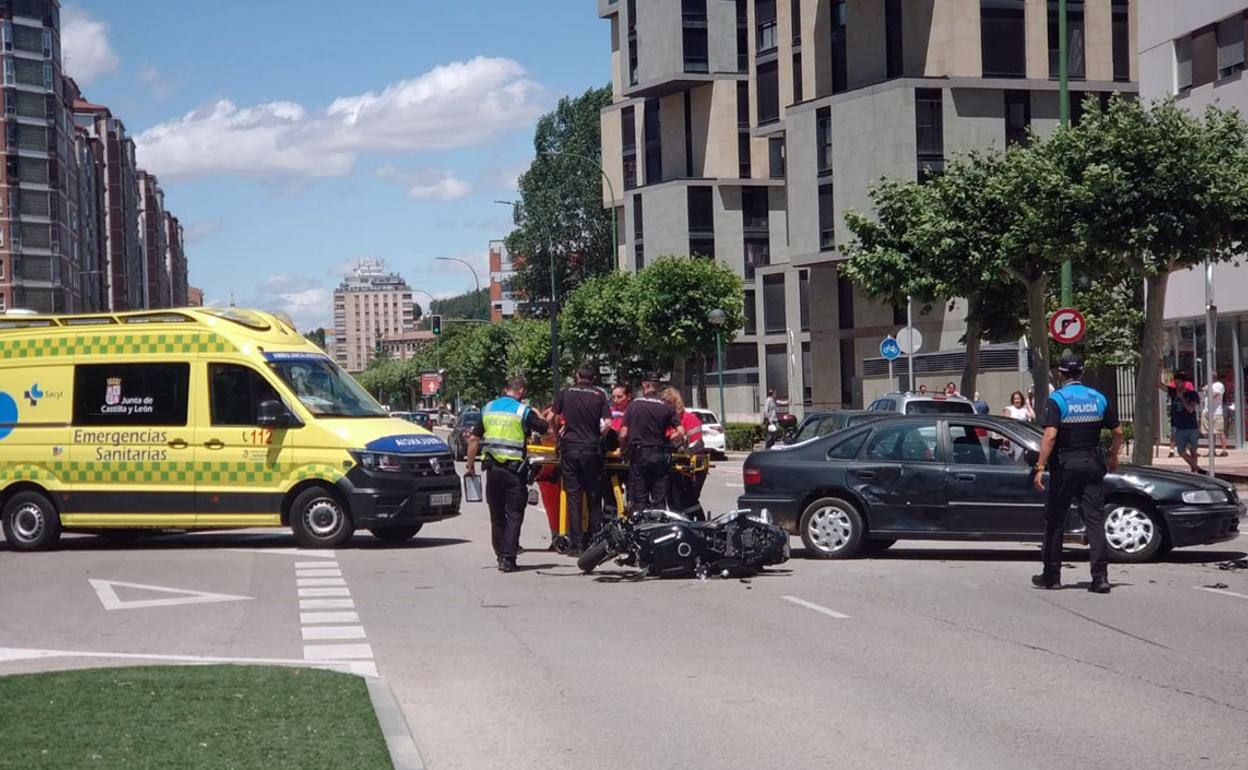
[780, 410, 885, 447]
[739, 415, 1242, 562]
[447, 411, 482, 460]
[403, 411, 435, 431]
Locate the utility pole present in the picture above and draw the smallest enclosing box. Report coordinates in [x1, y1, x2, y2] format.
[1058, 0, 1073, 307]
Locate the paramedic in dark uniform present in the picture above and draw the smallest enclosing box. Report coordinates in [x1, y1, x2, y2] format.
[1032, 355, 1123, 594]
[619, 373, 684, 510]
[465, 377, 550, 573]
[552, 366, 612, 552]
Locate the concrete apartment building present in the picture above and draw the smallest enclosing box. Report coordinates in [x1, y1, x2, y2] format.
[1140, 0, 1248, 448]
[165, 212, 187, 307]
[488, 239, 518, 322]
[137, 170, 170, 309]
[332, 258, 417, 372]
[599, 0, 1136, 415]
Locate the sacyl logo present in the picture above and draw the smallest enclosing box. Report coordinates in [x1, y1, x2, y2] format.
[24, 383, 43, 407]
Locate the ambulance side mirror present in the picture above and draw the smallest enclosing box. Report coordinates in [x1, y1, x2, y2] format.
[257, 400, 297, 428]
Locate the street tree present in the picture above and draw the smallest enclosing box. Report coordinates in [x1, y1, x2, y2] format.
[633, 256, 745, 407]
[559, 271, 645, 381]
[505, 85, 614, 312]
[303, 327, 327, 350]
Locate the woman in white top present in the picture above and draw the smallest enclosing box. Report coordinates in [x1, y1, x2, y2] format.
[1003, 390, 1034, 421]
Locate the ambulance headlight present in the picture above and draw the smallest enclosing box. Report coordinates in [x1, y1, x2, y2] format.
[1182, 489, 1228, 505]
[353, 451, 403, 473]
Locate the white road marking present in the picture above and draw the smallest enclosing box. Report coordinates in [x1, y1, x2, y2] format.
[295, 569, 343, 578]
[296, 577, 347, 587]
[89, 579, 252, 611]
[298, 587, 351, 597]
[225, 548, 337, 559]
[0, 646, 377, 677]
[782, 595, 850, 619]
[301, 611, 360, 625]
[302, 643, 374, 661]
[302, 625, 367, 641]
[725, 483, 745, 488]
[300, 598, 355, 610]
[295, 561, 339, 568]
[1196, 586, 1248, 601]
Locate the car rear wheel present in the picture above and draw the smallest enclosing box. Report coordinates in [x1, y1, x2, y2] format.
[2, 491, 62, 551]
[290, 487, 355, 548]
[799, 497, 864, 559]
[1104, 503, 1164, 563]
[368, 525, 423, 543]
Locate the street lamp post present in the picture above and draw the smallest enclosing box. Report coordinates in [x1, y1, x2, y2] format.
[433, 256, 483, 318]
[709, 308, 727, 424]
[538, 150, 619, 270]
[1058, 0, 1073, 308]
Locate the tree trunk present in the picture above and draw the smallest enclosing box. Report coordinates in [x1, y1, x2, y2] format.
[696, 353, 709, 409]
[669, 357, 687, 399]
[1025, 278, 1051, 418]
[1132, 271, 1171, 466]
[960, 307, 983, 399]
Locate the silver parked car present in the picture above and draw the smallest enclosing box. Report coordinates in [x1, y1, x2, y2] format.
[866, 392, 976, 415]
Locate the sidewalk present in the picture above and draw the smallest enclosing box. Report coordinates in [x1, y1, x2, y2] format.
[1148, 446, 1248, 484]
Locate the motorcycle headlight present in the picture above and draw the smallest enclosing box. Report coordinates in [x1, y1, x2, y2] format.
[1182, 489, 1228, 505]
[353, 451, 403, 473]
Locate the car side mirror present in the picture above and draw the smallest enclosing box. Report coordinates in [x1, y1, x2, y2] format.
[257, 399, 297, 428]
[1024, 448, 1040, 467]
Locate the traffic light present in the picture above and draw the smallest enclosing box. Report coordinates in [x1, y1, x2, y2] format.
[431, 314, 442, 336]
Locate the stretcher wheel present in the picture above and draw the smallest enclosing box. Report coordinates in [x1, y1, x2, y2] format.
[552, 534, 575, 554]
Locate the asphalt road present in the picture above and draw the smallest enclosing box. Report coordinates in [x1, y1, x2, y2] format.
[2, 461, 1247, 769]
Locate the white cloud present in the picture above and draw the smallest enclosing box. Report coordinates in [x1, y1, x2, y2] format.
[376, 166, 471, 201]
[135, 56, 544, 184]
[183, 218, 224, 244]
[425, 251, 490, 286]
[481, 159, 531, 192]
[138, 64, 174, 99]
[249, 274, 332, 330]
[61, 6, 120, 86]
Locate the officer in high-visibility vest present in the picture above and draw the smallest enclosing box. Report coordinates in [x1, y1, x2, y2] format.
[465, 377, 549, 573]
[1033, 355, 1124, 594]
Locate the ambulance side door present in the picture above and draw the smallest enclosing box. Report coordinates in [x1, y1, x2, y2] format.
[194, 361, 297, 526]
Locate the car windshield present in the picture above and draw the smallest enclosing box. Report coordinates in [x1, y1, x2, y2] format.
[905, 400, 975, 414]
[268, 356, 387, 418]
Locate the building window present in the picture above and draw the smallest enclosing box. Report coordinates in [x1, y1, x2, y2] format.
[621, 106, 637, 190]
[1005, 90, 1030, 146]
[1176, 36, 1193, 92]
[627, 0, 639, 85]
[765, 343, 789, 400]
[799, 270, 810, 332]
[1048, 1, 1086, 80]
[684, 91, 694, 177]
[737, 81, 752, 177]
[1112, 0, 1130, 82]
[837, 270, 854, 330]
[802, 341, 813, 406]
[763, 273, 786, 334]
[818, 183, 835, 250]
[1217, 15, 1245, 80]
[736, 0, 749, 72]
[757, 0, 778, 53]
[644, 98, 661, 184]
[831, 0, 847, 93]
[1191, 25, 1217, 89]
[981, 0, 1026, 78]
[915, 88, 944, 179]
[744, 289, 757, 335]
[682, 28, 709, 73]
[791, 0, 802, 44]
[743, 187, 769, 281]
[633, 193, 644, 271]
[757, 60, 779, 124]
[816, 106, 832, 175]
[792, 52, 803, 103]
[839, 338, 855, 407]
[687, 186, 715, 259]
[768, 137, 785, 178]
[886, 0, 904, 78]
[893, 303, 908, 326]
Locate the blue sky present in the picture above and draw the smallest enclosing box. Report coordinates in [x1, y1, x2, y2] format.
[63, 1, 607, 328]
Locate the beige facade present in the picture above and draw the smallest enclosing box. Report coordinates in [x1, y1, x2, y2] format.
[600, 0, 1135, 415]
[332, 259, 416, 373]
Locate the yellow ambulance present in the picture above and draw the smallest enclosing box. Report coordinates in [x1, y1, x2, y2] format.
[0, 307, 460, 550]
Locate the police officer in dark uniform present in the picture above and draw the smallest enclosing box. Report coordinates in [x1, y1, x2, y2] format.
[1032, 356, 1124, 594]
[465, 377, 550, 573]
[619, 373, 684, 510]
[552, 366, 612, 552]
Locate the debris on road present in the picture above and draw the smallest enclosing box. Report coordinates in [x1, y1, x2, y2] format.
[1203, 583, 1230, 590]
[1216, 559, 1248, 571]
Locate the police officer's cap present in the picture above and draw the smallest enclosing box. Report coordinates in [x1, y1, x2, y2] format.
[1057, 355, 1084, 375]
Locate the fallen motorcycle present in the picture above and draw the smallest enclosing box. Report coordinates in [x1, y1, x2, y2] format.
[577, 508, 789, 579]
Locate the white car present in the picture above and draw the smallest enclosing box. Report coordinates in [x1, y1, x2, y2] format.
[689, 408, 726, 456]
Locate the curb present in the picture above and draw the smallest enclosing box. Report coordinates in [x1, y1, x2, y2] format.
[365, 678, 425, 770]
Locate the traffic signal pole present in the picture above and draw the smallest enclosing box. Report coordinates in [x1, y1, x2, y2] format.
[1059, 0, 1073, 307]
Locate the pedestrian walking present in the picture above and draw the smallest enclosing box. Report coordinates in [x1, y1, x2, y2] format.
[1166, 371, 1202, 473]
[619, 373, 684, 510]
[660, 387, 707, 520]
[1032, 356, 1124, 594]
[1003, 390, 1034, 422]
[465, 377, 550, 573]
[552, 366, 613, 553]
[1203, 372, 1229, 458]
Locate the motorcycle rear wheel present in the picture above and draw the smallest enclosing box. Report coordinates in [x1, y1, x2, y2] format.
[577, 540, 612, 573]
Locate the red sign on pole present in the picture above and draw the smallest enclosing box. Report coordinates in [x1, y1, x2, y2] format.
[421, 372, 443, 396]
[1048, 307, 1086, 344]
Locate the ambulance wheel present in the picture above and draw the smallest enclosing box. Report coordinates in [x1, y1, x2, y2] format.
[2, 491, 62, 551]
[290, 487, 354, 548]
[369, 525, 422, 543]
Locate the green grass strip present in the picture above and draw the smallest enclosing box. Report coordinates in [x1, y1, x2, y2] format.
[0, 665, 393, 770]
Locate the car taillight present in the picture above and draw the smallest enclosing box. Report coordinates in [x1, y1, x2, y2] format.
[744, 467, 762, 485]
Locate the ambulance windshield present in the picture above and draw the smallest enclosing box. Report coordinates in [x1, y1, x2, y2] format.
[268, 356, 387, 418]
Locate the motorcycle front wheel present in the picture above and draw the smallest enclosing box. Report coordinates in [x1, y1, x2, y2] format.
[577, 540, 612, 573]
